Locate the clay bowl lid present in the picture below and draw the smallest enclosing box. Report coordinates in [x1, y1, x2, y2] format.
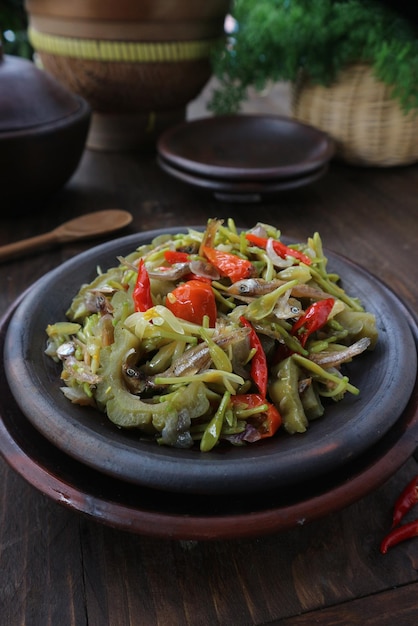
[0, 47, 81, 134]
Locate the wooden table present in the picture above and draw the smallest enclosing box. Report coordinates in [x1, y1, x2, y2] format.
[1, 84, 418, 625]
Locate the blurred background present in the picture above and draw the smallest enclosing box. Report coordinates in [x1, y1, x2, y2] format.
[0, 0, 32, 57]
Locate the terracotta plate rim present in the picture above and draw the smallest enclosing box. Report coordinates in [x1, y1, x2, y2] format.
[3, 228, 417, 497]
[0, 298, 417, 540]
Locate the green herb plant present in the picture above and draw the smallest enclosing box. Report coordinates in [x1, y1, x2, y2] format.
[209, 0, 418, 115]
[0, 0, 32, 58]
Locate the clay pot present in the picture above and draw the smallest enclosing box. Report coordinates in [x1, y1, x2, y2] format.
[25, 0, 231, 151]
[0, 45, 90, 213]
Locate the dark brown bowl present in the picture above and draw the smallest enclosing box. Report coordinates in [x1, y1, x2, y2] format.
[0, 53, 91, 213]
[1, 296, 418, 539]
[3, 229, 417, 497]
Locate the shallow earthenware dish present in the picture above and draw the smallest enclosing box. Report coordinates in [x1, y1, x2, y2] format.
[157, 154, 329, 201]
[1, 296, 417, 539]
[157, 115, 335, 180]
[3, 228, 417, 496]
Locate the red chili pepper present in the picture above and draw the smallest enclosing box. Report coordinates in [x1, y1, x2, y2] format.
[391, 475, 418, 528]
[202, 246, 255, 283]
[240, 316, 268, 396]
[380, 519, 418, 554]
[245, 233, 312, 265]
[133, 259, 153, 312]
[165, 279, 217, 327]
[291, 298, 335, 347]
[162, 249, 203, 283]
[163, 250, 190, 264]
[231, 393, 281, 439]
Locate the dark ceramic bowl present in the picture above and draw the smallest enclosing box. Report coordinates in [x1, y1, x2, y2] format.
[0, 53, 91, 213]
[3, 228, 418, 497]
[1, 298, 418, 539]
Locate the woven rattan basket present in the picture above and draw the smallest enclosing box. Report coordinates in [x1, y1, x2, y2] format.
[292, 63, 418, 166]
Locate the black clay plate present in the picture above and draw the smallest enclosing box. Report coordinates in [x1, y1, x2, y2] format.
[1, 300, 418, 540]
[157, 115, 335, 180]
[157, 156, 329, 201]
[3, 228, 417, 496]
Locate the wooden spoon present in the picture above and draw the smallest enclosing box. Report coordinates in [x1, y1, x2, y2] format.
[0, 209, 133, 262]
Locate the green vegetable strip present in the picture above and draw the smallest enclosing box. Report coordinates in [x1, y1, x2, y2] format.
[200, 328, 233, 373]
[309, 267, 364, 312]
[154, 370, 245, 388]
[246, 280, 299, 320]
[200, 391, 231, 451]
[234, 403, 269, 419]
[212, 286, 236, 310]
[292, 354, 360, 395]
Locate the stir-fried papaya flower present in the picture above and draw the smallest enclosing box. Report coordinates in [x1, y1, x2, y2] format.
[45, 219, 378, 451]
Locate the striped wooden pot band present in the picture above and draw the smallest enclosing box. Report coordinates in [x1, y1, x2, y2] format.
[28, 27, 219, 62]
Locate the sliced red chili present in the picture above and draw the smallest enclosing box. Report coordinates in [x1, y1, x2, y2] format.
[165, 279, 217, 327]
[164, 250, 190, 264]
[291, 298, 335, 347]
[133, 259, 153, 312]
[240, 316, 268, 396]
[231, 393, 281, 439]
[202, 246, 255, 283]
[245, 233, 312, 265]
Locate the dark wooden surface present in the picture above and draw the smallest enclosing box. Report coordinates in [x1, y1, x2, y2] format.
[1, 86, 418, 625]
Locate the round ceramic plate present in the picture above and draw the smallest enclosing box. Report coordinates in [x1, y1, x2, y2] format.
[1, 301, 418, 540]
[157, 156, 329, 202]
[4, 228, 418, 496]
[157, 115, 335, 180]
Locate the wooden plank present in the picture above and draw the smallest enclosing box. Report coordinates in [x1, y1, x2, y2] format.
[273, 583, 418, 625]
[0, 462, 87, 625]
[79, 460, 418, 625]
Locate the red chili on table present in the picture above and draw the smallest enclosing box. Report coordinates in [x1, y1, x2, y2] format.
[391, 475, 418, 528]
[380, 519, 418, 554]
[380, 475, 418, 554]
